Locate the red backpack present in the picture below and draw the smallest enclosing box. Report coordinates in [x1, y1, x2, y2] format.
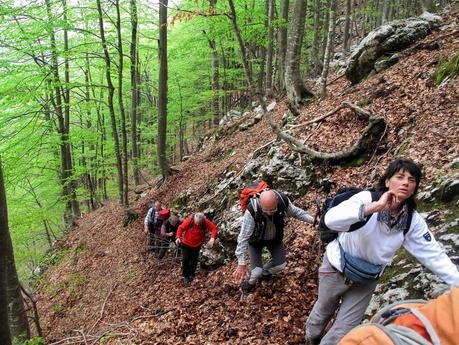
[239, 180, 270, 214]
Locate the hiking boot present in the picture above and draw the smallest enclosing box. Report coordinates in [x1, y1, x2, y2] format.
[240, 280, 256, 293]
[183, 276, 191, 287]
[261, 270, 273, 280]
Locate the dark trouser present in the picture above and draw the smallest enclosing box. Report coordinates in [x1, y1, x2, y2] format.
[247, 241, 286, 285]
[305, 254, 378, 345]
[181, 243, 201, 278]
[157, 238, 172, 259]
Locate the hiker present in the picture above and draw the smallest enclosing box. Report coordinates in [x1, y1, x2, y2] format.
[305, 159, 459, 345]
[175, 213, 218, 286]
[233, 189, 314, 292]
[157, 214, 183, 260]
[144, 201, 162, 249]
[339, 278, 459, 345]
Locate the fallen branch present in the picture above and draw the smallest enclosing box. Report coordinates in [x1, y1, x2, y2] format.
[88, 283, 117, 335]
[326, 73, 345, 86]
[290, 104, 346, 130]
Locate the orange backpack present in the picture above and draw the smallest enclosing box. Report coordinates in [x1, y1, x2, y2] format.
[239, 180, 269, 215]
[339, 285, 459, 345]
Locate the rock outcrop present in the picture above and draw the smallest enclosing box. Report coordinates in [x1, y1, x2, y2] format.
[346, 12, 442, 84]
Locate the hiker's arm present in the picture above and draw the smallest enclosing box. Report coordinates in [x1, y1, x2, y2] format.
[160, 224, 172, 237]
[363, 191, 400, 217]
[286, 202, 314, 223]
[144, 208, 153, 233]
[235, 211, 255, 266]
[403, 214, 459, 285]
[144, 208, 153, 225]
[205, 219, 218, 239]
[175, 217, 191, 245]
[325, 191, 373, 231]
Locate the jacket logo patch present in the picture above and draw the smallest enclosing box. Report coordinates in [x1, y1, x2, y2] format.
[423, 232, 432, 242]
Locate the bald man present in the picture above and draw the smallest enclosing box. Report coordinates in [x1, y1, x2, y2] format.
[233, 190, 314, 292]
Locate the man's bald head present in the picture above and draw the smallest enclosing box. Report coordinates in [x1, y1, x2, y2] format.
[259, 190, 278, 215]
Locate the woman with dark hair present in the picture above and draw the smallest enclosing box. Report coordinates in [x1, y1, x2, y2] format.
[305, 159, 459, 345]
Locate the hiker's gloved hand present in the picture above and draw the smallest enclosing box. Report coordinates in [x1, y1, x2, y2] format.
[233, 265, 248, 284]
[207, 237, 215, 248]
[175, 238, 181, 246]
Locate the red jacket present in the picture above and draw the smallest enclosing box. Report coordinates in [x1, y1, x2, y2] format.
[176, 216, 218, 248]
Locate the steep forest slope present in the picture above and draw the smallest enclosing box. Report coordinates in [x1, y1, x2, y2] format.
[35, 9, 458, 345]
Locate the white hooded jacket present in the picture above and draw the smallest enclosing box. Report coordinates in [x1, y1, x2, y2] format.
[324, 191, 459, 285]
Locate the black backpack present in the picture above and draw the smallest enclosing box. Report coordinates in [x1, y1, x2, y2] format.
[317, 181, 413, 243]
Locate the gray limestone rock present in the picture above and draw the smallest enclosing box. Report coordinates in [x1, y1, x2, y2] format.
[346, 13, 442, 84]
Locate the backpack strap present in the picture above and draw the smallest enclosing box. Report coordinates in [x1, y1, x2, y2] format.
[272, 190, 289, 212]
[348, 190, 381, 232]
[403, 206, 414, 237]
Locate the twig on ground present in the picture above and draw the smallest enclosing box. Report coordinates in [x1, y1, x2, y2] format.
[88, 283, 118, 335]
[290, 104, 346, 130]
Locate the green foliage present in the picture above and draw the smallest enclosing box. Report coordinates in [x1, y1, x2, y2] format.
[17, 336, 44, 345]
[435, 51, 459, 85]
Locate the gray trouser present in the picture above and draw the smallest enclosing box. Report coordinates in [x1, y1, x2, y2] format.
[305, 255, 377, 345]
[247, 241, 286, 284]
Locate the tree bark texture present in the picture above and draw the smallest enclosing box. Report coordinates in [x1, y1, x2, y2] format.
[130, 0, 141, 186]
[115, 0, 130, 208]
[45, 0, 79, 228]
[158, 0, 171, 179]
[0, 161, 30, 343]
[96, 0, 125, 204]
[343, 0, 351, 53]
[265, 0, 275, 97]
[319, 0, 336, 96]
[277, 0, 289, 91]
[284, 0, 314, 108]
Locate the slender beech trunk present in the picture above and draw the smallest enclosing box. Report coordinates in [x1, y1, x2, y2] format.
[265, 0, 275, 97]
[343, 0, 351, 53]
[158, 0, 171, 179]
[277, 0, 289, 91]
[0, 161, 30, 343]
[319, 0, 336, 96]
[45, 0, 79, 227]
[115, 0, 130, 207]
[61, 0, 81, 219]
[284, 0, 314, 108]
[319, 0, 330, 71]
[420, 0, 435, 12]
[96, 0, 125, 204]
[0, 161, 11, 345]
[310, 0, 321, 75]
[130, 0, 141, 185]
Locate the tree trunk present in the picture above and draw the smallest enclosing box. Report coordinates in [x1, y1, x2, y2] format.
[277, 0, 289, 91]
[158, 0, 171, 179]
[310, 0, 321, 75]
[319, 0, 336, 96]
[0, 161, 30, 343]
[284, 0, 314, 108]
[319, 0, 331, 69]
[0, 163, 11, 345]
[61, 0, 81, 220]
[382, 0, 391, 23]
[96, 0, 125, 204]
[343, 0, 351, 53]
[115, 0, 130, 208]
[420, 0, 435, 12]
[45, 0, 79, 228]
[130, 0, 141, 186]
[265, 0, 275, 97]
